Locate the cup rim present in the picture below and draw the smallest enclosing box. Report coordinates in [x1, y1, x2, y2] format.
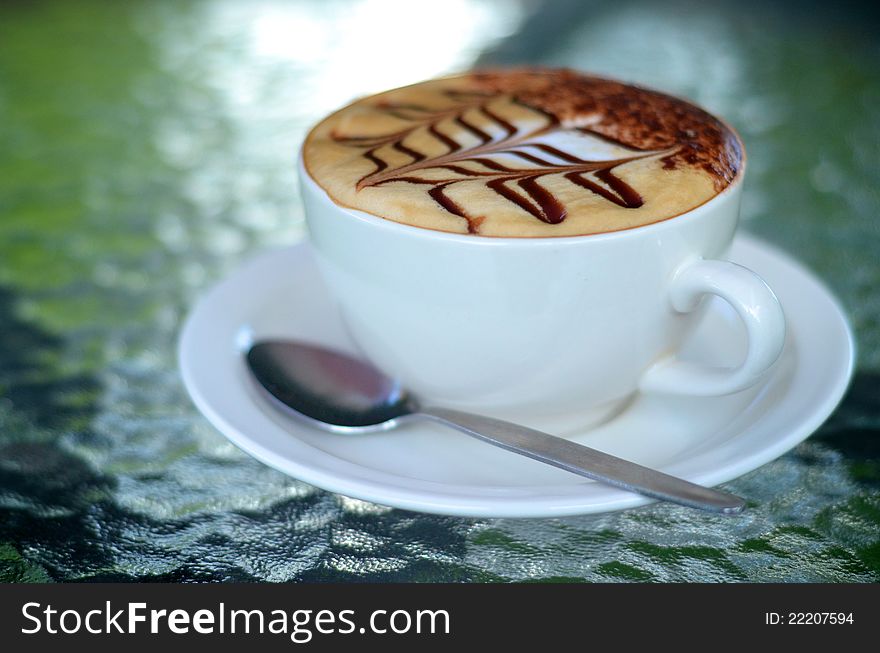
[299, 154, 744, 248]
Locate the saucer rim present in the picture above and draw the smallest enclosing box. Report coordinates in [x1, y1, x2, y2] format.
[178, 234, 855, 518]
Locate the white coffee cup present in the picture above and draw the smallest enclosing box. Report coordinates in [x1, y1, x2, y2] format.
[298, 146, 784, 434]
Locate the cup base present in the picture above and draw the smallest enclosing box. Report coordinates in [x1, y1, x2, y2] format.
[439, 395, 634, 438]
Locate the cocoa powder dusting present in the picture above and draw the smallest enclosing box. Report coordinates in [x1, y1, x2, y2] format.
[471, 68, 742, 190]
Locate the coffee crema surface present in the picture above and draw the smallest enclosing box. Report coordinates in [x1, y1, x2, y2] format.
[303, 69, 743, 237]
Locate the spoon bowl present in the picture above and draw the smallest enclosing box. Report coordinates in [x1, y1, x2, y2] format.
[247, 341, 415, 431]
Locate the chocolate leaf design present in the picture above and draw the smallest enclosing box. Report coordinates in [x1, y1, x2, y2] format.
[332, 90, 674, 233]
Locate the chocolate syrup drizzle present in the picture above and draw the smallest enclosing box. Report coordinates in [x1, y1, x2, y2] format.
[331, 89, 671, 234]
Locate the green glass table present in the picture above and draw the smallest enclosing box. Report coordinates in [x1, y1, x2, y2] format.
[1, 0, 877, 582]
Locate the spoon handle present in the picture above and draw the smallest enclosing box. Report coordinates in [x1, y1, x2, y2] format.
[417, 407, 745, 514]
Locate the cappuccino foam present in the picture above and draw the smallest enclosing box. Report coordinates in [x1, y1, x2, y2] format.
[303, 69, 743, 237]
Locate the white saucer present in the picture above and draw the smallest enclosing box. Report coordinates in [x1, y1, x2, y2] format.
[179, 235, 855, 518]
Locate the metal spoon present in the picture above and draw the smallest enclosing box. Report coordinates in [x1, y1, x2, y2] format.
[245, 340, 745, 514]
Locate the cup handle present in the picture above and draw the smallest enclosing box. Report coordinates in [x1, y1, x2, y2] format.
[638, 259, 786, 396]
